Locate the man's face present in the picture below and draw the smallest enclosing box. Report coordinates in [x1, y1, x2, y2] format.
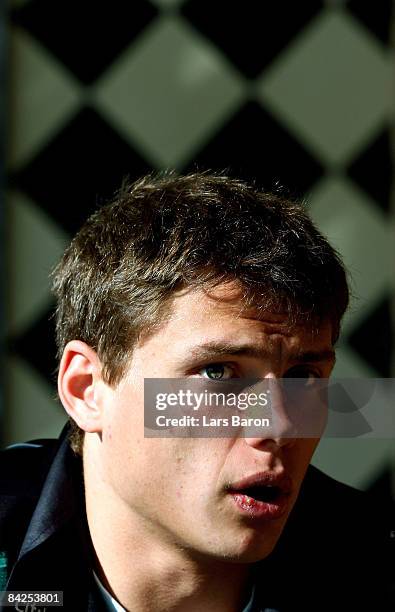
[95, 284, 335, 563]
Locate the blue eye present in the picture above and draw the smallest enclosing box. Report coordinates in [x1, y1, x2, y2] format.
[199, 364, 234, 380]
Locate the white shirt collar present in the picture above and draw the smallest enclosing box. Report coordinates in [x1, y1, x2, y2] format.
[93, 571, 127, 611]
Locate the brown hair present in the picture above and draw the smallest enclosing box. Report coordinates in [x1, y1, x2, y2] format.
[51, 171, 349, 454]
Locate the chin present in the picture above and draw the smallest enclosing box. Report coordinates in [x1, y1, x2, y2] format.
[237, 543, 278, 564]
[234, 534, 281, 563]
[201, 526, 283, 565]
[210, 542, 278, 564]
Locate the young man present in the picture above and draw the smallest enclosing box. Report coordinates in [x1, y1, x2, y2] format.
[0, 173, 391, 611]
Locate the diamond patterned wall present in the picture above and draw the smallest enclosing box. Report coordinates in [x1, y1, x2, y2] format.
[4, 1, 395, 500]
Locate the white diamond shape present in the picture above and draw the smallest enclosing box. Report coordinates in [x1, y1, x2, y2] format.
[312, 436, 393, 489]
[307, 176, 392, 335]
[313, 345, 392, 486]
[7, 190, 69, 335]
[4, 355, 66, 446]
[333, 344, 377, 377]
[9, 27, 81, 169]
[94, 16, 245, 167]
[258, 11, 390, 166]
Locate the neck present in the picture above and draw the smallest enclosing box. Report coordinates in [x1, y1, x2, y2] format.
[83, 447, 251, 612]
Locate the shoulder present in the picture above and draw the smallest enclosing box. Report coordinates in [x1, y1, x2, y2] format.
[260, 465, 394, 610]
[0, 438, 59, 496]
[299, 463, 366, 506]
[0, 428, 69, 565]
[289, 464, 389, 543]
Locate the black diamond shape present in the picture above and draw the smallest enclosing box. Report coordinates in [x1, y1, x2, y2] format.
[9, 305, 58, 388]
[347, 129, 391, 214]
[348, 298, 392, 377]
[181, 1, 321, 78]
[12, 107, 153, 235]
[12, 0, 158, 84]
[184, 101, 323, 196]
[347, 0, 391, 45]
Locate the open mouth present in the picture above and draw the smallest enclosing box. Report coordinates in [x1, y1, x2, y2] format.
[238, 485, 282, 503]
[226, 473, 292, 519]
[229, 486, 288, 519]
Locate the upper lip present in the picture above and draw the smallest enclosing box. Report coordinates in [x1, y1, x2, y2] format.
[226, 472, 292, 495]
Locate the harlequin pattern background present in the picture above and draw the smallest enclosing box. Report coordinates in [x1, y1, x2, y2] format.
[2, 0, 394, 505]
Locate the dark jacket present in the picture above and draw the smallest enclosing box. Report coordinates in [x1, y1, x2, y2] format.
[0, 424, 393, 611]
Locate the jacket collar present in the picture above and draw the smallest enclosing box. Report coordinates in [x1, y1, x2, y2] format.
[6, 423, 103, 609]
[17, 423, 79, 560]
[10, 424, 280, 611]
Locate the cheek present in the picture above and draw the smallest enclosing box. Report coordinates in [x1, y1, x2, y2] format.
[100, 394, 145, 490]
[101, 385, 231, 506]
[307, 437, 320, 458]
[139, 440, 226, 507]
[103, 384, 144, 446]
[170, 440, 231, 505]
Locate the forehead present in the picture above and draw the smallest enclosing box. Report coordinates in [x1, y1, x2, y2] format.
[140, 283, 333, 355]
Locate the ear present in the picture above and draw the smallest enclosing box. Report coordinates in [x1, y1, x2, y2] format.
[58, 340, 104, 434]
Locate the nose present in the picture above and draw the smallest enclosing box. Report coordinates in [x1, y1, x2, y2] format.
[243, 376, 298, 449]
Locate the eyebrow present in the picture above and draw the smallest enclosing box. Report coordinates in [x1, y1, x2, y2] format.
[185, 341, 336, 365]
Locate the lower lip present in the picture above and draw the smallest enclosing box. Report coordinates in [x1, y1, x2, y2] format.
[229, 492, 289, 520]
